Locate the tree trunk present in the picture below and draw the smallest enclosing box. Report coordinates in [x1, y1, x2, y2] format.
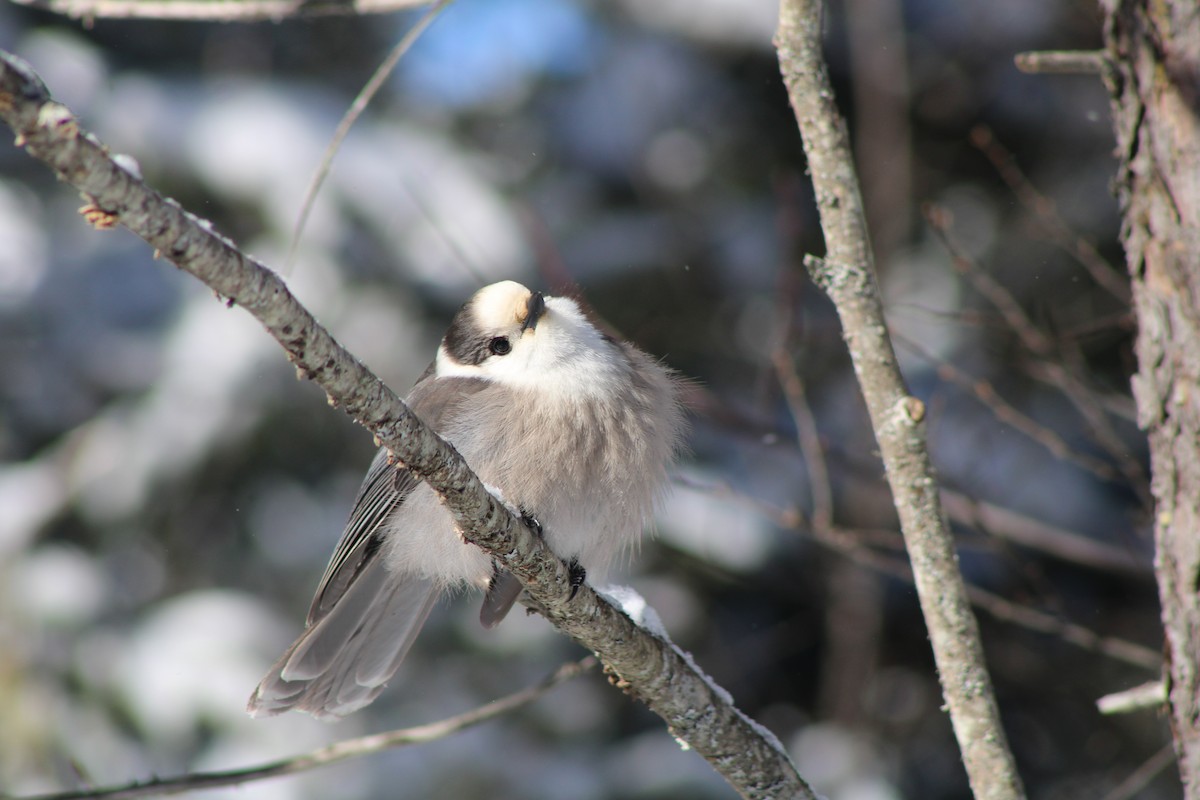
[1102, 1, 1200, 793]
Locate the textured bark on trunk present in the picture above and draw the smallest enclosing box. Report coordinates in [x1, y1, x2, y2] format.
[1102, 1, 1200, 792]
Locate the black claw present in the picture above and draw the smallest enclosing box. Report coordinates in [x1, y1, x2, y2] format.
[520, 508, 543, 537]
[567, 558, 586, 601]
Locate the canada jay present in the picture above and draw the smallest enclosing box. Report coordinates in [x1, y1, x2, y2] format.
[248, 280, 686, 719]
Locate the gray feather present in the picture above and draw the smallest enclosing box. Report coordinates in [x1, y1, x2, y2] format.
[247, 375, 490, 720]
[248, 561, 439, 719]
[479, 569, 525, 629]
[305, 448, 415, 624]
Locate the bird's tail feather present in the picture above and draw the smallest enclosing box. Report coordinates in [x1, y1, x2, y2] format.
[247, 561, 439, 720]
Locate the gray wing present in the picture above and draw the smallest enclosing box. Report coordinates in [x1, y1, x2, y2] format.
[305, 447, 418, 625]
[246, 557, 440, 719]
[480, 569, 525, 629]
[247, 375, 491, 720]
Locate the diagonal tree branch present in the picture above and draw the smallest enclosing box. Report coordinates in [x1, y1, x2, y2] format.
[774, 2, 1027, 799]
[0, 50, 814, 800]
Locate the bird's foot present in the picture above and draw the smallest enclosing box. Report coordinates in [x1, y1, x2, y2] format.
[520, 508, 543, 537]
[567, 558, 586, 601]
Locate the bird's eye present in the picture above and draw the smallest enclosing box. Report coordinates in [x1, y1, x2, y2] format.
[488, 336, 512, 356]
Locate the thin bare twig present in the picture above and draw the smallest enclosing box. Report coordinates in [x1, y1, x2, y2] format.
[1097, 681, 1167, 715]
[22, 659, 597, 800]
[897, 303, 1135, 433]
[969, 125, 1130, 303]
[1098, 745, 1177, 800]
[770, 283, 835, 532]
[924, 203, 1151, 508]
[844, 0, 912, 264]
[775, 3, 1026, 797]
[964, 584, 1159, 670]
[895, 331, 1124, 485]
[1014, 50, 1108, 75]
[924, 202, 1055, 357]
[285, 0, 453, 273]
[1057, 308, 1137, 346]
[768, 190, 835, 532]
[940, 489, 1148, 577]
[772, 349, 834, 529]
[1024, 355, 1152, 509]
[676, 473, 1159, 671]
[835, 525, 1153, 670]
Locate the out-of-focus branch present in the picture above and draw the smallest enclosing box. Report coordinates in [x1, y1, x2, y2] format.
[10, 0, 428, 21]
[896, 331, 1125, 485]
[0, 50, 814, 800]
[21, 659, 596, 800]
[965, 583, 1159, 670]
[285, 0, 451, 272]
[1014, 50, 1107, 75]
[968, 125, 1129, 303]
[676, 473, 1161, 671]
[923, 203, 1151, 509]
[1097, 680, 1166, 716]
[923, 203, 1055, 357]
[844, 0, 912, 267]
[772, 348, 833, 530]
[1098, 745, 1178, 800]
[774, 3, 1027, 799]
[939, 489, 1148, 577]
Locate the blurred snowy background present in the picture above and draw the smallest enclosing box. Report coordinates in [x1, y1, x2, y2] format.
[0, 1, 1171, 798]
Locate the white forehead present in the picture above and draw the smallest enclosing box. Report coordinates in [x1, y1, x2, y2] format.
[435, 281, 608, 386]
[470, 280, 533, 327]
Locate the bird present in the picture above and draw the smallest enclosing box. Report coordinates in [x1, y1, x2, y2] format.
[247, 280, 687, 720]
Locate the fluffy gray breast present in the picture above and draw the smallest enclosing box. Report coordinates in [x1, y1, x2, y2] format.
[442, 358, 681, 517]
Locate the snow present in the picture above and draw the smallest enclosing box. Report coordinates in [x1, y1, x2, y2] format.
[18, 29, 108, 115]
[0, 180, 48, 309]
[10, 544, 107, 625]
[791, 724, 902, 800]
[656, 471, 778, 571]
[597, 584, 667, 638]
[0, 459, 67, 557]
[598, 583, 791, 764]
[112, 590, 292, 738]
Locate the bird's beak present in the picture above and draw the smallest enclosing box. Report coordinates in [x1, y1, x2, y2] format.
[521, 292, 545, 333]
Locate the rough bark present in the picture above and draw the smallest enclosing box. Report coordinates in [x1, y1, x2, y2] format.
[0, 50, 814, 800]
[774, 2, 1027, 798]
[1101, 1, 1200, 793]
